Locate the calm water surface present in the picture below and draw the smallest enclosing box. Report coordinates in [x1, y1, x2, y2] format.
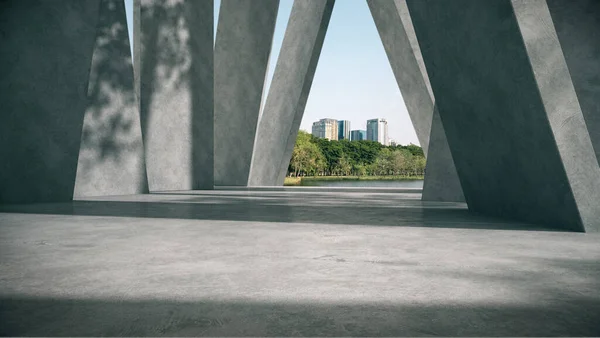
[300, 179, 424, 188]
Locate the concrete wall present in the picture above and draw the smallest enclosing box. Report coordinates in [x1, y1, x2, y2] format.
[248, 0, 335, 187]
[0, 1, 100, 204]
[214, 0, 279, 186]
[545, 0, 600, 166]
[74, 0, 148, 198]
[138, 0, 213, 191]
[406, 0, 600, 231]
[367, 0, 464, 202]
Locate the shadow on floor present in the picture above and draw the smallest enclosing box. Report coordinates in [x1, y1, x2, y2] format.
[1, 295, 598, 336]
[0, 192, 561, 232]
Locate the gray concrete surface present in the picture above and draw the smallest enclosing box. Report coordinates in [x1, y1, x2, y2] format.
[74, 0, 148, 198]
[422, 109, 466, 202]
[367, 0, 464, 203]
[545, 0, 600, 166]
[138, 0, 213, 191]
[248, 0, 335, 187]
[1, 190, 599, 336]
[406, 0, 600, 232]
[214, 0, 280, 186]
[0, 0, 100, 204]
[510, 0, 600, 233]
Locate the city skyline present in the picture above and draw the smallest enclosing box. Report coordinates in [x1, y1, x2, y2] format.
[310, 117, 400, 146]
[123, 0, 421, 146]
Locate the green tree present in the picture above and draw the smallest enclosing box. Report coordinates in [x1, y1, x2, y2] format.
[353, 163, 367, 176]
[390, 149, 412, 175]
[290, 130, 326, 176]
[415, 156, 426, 175]
[334, 152, 352, 176]
[405, 143, 424, 157]
[289, 130, 426, 177]
[371, 148, 392, 175]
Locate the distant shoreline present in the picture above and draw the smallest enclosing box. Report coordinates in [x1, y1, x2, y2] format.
[284, 175, 424, 186]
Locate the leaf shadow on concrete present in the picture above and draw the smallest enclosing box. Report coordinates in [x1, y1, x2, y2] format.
[74, 0, 148, 197]
[139, 0, 213, 191]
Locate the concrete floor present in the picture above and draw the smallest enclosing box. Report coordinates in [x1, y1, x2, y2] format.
[0, 189, 599, 336]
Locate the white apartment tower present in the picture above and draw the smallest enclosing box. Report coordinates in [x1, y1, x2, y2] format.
[311, 118, 339, 140]
[366, 118, 389, 145]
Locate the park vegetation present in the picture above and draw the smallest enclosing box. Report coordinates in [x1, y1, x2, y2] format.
[287, 130, 426, 178]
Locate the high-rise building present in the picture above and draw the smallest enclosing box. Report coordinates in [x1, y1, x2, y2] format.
[337, 120, 351, 140]
[311, 118, 338, 140]
[350, 130, 366, 141]
[366, 118, 389, 145]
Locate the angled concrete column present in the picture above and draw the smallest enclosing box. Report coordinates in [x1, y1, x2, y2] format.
[367, 0, 433, 155]
[0, 1, 100, 204]
[74, 0, 148, 198]
[545, 0, 600, 166]
[214, 0, 279, 186]
[133, 0, 141, 104]
[367, 0, 464, 202]
[406, 0, 600, 231]
[248, 0, 335, 187]
[139, 0, 213, 191]
[422, 108, 465, 202]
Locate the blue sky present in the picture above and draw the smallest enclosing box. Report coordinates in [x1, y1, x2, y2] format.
[124, 0, 418, 145]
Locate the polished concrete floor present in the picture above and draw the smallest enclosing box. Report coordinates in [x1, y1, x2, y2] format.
[1, 189, 599, 336]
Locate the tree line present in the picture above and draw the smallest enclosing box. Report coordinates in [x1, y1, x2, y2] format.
[287, 130, 426, 177]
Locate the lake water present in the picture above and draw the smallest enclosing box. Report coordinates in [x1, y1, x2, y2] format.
[300, 179, 424, 188]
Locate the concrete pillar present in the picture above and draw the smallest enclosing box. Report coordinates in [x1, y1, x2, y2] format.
[134, 0, 141, 104]
[367, 0, 464, 202]
[74, 0, 148, 198]
[406, 0, 600, 231]
[422, 108, 465, 202]
[214, 0, 279, 186]
[545, 0, 600, 166]
[138, 0, 213, 191]
[0, 1, 100, 204]
[248, 0, 335, 187]
[367, 0, 433, 155]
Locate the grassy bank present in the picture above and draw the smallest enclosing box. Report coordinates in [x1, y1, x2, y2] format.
[284, 175, 424, 186]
